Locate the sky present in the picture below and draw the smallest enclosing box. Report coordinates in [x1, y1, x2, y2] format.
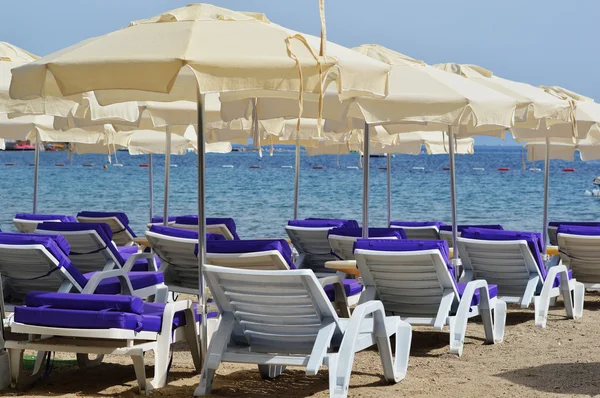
[3, 0, 599, 145]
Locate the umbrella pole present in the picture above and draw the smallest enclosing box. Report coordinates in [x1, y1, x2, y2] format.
[542, 137, 550, 250]
[32, 131, 40, 214]
[293, 136, 300, 219]
[148, 154, 153, 223]
[362, 123, 370, 238]
[196, 87, 208, 366]
[386, 154, 391, 226]
[448, 127, 459, 270]
[163, 127, 172, 226]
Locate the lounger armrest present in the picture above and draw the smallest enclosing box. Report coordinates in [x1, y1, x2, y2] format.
[318, 275, 350, 318]
[543, 264, 571, 289]
[456, 280, 493, 315]
[545, 255, 562, 269]
[160, 299, 194, 337]
[81, 270, 134, 295]
[122, 252, 157, 272]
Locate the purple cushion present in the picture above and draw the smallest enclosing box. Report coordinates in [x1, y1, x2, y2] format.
[557, 225, 600, 236]
[288, 220, 346, 228]
[439, 224, 503, 232]
[354, 239, 455, 277]
[328, 228, 406, 239]
[300, 218, 360, 228]
[151, 216, 178, 224]
[82, 271, 164, 295]
[461, 228, 546, 279]
[0, 233, 87, 288]
[25, 291, 145, 314]
[549, 221, 600, 228]
[37, 222, 113, 242]
[15, 213, 77, 223]
[456, 283, 498, 305]
[205, 239, 294, 269]
[175, 216, 240, 240]
[390, 221, 445, 228]
[118, 246, 139, 255]
[323, 279, 363, 301]
[77, 211, 137, 238]
[149, 225, 226, 241]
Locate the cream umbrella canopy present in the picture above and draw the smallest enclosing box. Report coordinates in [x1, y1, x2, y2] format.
[9, 3, 393, 365]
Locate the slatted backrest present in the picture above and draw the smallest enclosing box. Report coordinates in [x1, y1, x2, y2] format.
[457, 238, 541, 296]
[34, 229, 119, 273]
[557, 233, 600, 284]
[354, 248, 458, 318]
[204, 265, 342, 354]
[171, 223, 235, 240]
[328, 234, 399, 261]
[206, 251, 291, 271]
[391, 225, 440, 240]
[285, 226, 338, 273]
[145, 231, 198, 291]
[77, 215, 133, 246]
[13, 219, 61, 233]
[0, 244, 71, 304]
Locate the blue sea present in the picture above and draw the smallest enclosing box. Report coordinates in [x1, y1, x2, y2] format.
[0, 146, 599, 239]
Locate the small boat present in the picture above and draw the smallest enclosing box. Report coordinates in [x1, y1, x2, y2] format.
[55, 163, 65, 167]
[281, 165, 293, 168]
[5, 163, 15, 166]
[563, 168, 575, 172]
[346, 166, 359, 169]
[498, 167, 510, 171]
[442, 167, 450, 170]
[83, 163, 93, 167]
[473, 167, 485, 171]
[170, 164, 178, 168]
[139, 164, 149, 168]
[412, 167, 425, 171]
[112, 164, 123, 167]
[222, 165, 234, 168]
[28, 163, 35, 166]
[250, 165, 261, 169]
[312, 165, 325, 169]
[529, 167, 541, 172]
[379, 167, 388, 170]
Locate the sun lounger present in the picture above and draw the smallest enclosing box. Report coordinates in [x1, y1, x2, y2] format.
[285, 219, 359, 274]
[556, 225, 600, 290]
[172, 216, 240, 240]
[35, 222, 159, 273]
[457, 228, 584, 327]
[328, 227, 405, 261]
[354, 239, 506, 356]
[194, 265, 411, 398]
[6, 292, 204, 394]
[76, 211, 137, 246]
[389, 221, 445, 240]
[439, 224, 503, 248]
[0, 233, 168, 311]
[13, 213, 77, 233]
[548, 221, 600, 246]
[147, 215, 178, 229]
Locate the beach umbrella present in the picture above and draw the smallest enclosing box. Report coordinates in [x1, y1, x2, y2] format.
[9, 3, 392, 365]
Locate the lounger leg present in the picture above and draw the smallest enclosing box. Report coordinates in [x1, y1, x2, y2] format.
[493, 300, 507, 343]
[448, 315, 466, 357]
[149, 334, 171, 390]
[379, 317, 410, 383]
[76, 354, 104, 368]
[258, 364, 286, 379]
[131, 354, 150, 395]
[478, 299, 495, 344]
[32, 351, 46, 374]
[8, 348, 23, 388]
[572, 281, 585, 320]
[195, 314, 234, 396]
[183, 313, 201, 372]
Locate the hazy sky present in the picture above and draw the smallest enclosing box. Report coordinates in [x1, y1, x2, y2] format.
[3, 0, 598, 145]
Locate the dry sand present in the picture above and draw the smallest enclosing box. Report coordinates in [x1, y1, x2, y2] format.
[3, 292, 600, 398]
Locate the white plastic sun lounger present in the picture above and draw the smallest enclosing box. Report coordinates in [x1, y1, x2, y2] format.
[557, 225, 600, 290]
[327, 228, 404, 261]
[389, 221, 443, 241]
[172, 216, 238, 240]
[457, 228, 584, 328]
[5, 292, 201, 395]
[194, 265, 412, 398]
[12, 214, 77, 233]
[354, 240, 506, 356]
[76, 211, 137, 246]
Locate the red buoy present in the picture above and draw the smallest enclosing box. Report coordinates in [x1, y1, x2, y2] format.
[498, 167, 510, 171]
[139, 164, 149, 167]
[563, 168, 575, 172]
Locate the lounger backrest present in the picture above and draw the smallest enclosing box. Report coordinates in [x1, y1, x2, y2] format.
[172, 216, 239, 240]
[0, 233, 85, 304]
[328, 228, 404, 261]
[549, 222, 600, 246]
[285, 219, 349, 273]
[35, 222, 123, 273]
[204, 239, 293, 271]
[389, 221, 444, 240]
[557, 225, 600, 284]
[457, 229, 544, 297]
[76, 211, 136, 246]
[204, 264, 342, 353]
[439, 224, 503, 248]
[146, 216, 177, 230]
[13, 214, 77, 233]
[354, 240, 459, 319]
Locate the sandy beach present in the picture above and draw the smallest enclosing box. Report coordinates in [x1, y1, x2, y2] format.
[2, 291, 599, 398]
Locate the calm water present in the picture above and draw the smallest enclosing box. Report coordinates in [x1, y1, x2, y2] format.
[0, 146, 599, 238]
